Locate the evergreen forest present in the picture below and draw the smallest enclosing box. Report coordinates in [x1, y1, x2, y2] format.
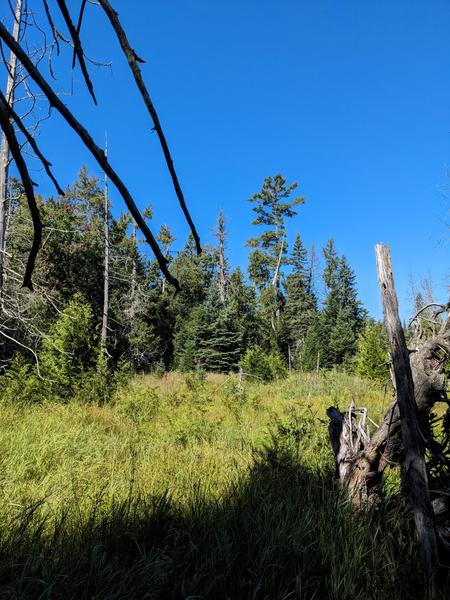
[0, 2, 449, 598]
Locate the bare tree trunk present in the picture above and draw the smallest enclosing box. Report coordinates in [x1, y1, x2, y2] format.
[375, 243, 438, 579]
[100, 135, 109, 355]
[271, 237, 285, 287]
[327, 244, 448, 583]
[216, 209, 228, 303]
[0, 0, 23, 302]
[130, 220, 137, 311]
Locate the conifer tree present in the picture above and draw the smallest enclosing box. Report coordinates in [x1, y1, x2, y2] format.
[196, 286, 243, 372]
[247, 174, 304, 289]
[227, 267, 261, 349]
[301, 240, 364, 369]
[284, 233, 317, 364]
[355, 321, 389, 381]
[215, 210, 228, 304]
[321, 250, 365, 367]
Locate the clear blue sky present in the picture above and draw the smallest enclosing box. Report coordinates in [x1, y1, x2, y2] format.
[7, 0, 450, 318]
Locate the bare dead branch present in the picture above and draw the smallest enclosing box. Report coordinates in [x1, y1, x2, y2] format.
[73, 0, 87, 68]
[0, 96, 41, 290]
[0, 90, 63, 196]
[42, 0, 60, 54]
[55, 0, 97, 104]
[98, 0, 202, 255]
[0, 327, 44, 378]
[0, 19, 180, 290]
[410, 302, 448, 325]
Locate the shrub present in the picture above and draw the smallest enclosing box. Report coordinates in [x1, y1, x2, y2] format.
[239, 346, 287, 382]
[40, 293, 97, 401]
[355, 322, 389, 382]
[184, 368, 206, 392]
[0, 354, 42, 404]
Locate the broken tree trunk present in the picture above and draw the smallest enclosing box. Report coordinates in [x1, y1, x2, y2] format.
[375, 243, 438, 579]
[327, 244, 450, 579]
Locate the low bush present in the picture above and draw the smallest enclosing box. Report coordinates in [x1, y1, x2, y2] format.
[239, 345, 287, 382]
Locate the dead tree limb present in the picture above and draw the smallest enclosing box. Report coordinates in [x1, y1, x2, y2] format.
[42, 0, 60, 54]
[0, 97, 42, 290]
[73, 0, 88, 68]
[97, 0, 202, 255]
[100, 134, 109, 356]
[55, 0, 98, 104]
[0, 19, 179, 290]
[0, 90, 63, 195]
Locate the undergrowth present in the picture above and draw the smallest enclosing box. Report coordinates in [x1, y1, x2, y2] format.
[0, 372, 447, 599]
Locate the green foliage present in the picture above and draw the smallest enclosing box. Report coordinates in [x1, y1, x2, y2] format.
[328, 307, 357, 366]
[0, 355, 41, 405]
[316, 244, 365, 368]
[283, 233, 317, 362]
[75, 351, 113, 405]
[356, 321, 390, 381]
[3, 169, 374, 392]
[0, 372, 440, 599]
[184, 368, 207, 391]
[40, 294, 97, 400]
[299, 316, 326, 371]
[247, 174, 304, 288]
[239, 346, 287, 382]
[195, 286, 243, 372]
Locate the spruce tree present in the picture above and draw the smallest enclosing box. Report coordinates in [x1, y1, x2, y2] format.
[283, 233, 317, 364]
[306, 241, 365, 369]
[227, 267, 261, 349]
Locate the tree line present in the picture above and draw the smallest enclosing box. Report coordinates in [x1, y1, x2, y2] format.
[0, 170, 389, 400]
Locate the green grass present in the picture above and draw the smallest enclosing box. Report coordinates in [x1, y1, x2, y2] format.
[0, 371, 447, 599]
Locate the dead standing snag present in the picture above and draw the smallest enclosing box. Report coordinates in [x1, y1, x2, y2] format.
[327, 244, 450, 581]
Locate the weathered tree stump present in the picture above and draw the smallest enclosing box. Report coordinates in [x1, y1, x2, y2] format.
[327, 244, 450, 580]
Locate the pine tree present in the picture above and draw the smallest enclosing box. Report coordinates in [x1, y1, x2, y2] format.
[171, 236, 217, 368]
[322, 238, 340, 290]
[196, 316, 243, 372]
[198, 285, 243, 372]
[247, 174, 304, 289]
[328, 307, 356, 366]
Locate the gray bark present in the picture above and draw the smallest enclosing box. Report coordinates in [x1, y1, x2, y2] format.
[130, 221, 137, 309]
[216, 210, 228, 303]
[0, 0, 22, 298]
[100, 136, 109, 354]
[327, 244, 450, 581]
[375, 243, 438, 579]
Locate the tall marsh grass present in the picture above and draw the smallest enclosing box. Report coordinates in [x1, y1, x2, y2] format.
[0, 372, 447, 598]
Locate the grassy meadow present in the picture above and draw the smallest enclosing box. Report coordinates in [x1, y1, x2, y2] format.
[0, 371, 446, 599]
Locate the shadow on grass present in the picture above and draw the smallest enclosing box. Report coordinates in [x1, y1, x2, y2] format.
[0, 431, 447, 600]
